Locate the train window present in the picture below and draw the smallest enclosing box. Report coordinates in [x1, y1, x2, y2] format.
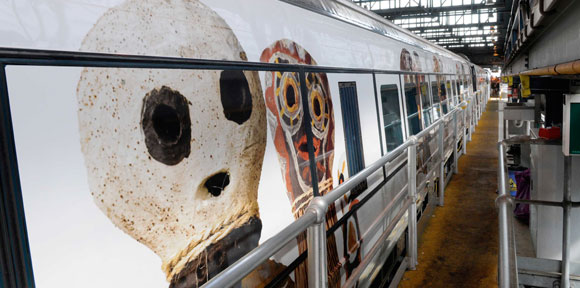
[420, 81, 432, 127]
[404, 78, 422, 136]
[431, 79, 441, 120]
[446, 79, 454, 108]
[455, 79, 461, 100]
[339, 82, 365, 176]
[451, 79, 458, 103]
[439, 77, 448, 114]
[380, 84, 404, 152]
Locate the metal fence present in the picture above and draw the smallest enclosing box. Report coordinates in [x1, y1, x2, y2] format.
[497, 139, 577, 288]
[0, 47, 484, 288]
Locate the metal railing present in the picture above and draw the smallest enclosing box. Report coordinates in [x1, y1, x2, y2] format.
[496, 139, 578, 288]
[0, 47, 483, 288]
[205, 99, 473, 287]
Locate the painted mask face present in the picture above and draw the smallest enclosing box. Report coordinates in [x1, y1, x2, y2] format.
[433, 56, 441, 73]
[261, 39, 334, 217]
[412, 51, 422, 72]
[76, 0, 266, 287]
[400, 48, 412, 71]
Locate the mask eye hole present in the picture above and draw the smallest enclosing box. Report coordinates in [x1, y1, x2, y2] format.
[141, 86, 191, 166]
[220, 70, 253, 125]
[152, 104, 181, 144]
[311, 91, 323, 121]
[284, 78, 298, 112]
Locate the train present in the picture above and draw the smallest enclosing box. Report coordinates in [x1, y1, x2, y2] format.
[0, 0, 491, 287]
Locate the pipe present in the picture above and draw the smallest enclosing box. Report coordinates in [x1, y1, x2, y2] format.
[508, 59, 580, 76]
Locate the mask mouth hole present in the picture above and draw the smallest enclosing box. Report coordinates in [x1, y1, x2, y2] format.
[204, 172, 230, 197]
[152, 104, 181, 144]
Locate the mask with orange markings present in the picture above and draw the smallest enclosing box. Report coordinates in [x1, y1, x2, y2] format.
[261, 39, 335, 216]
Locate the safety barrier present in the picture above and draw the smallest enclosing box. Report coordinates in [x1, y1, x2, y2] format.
[205, 100, 475, 287]
[496, 138, 580, 288]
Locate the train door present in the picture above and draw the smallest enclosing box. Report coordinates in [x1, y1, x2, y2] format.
[371, 73, 409, 283]
[401, 73, 423, 136]
[330, 74, 390, 281]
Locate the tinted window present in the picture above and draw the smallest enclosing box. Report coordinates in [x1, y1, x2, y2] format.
[446, 79, 454, 107]
[420, 81, 432, 127]
[431, 80, 441, 120]
[440, 79, 449, 114]
[380, 84, 404, 151]
[404, 78, 422, 136]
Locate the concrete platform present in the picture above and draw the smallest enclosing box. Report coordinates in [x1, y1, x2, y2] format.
[398, 100, 500, 288]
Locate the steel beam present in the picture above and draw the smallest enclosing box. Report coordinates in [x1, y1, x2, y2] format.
[373, 3, 506, 17]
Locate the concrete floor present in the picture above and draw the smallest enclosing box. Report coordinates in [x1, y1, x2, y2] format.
[399, 100, 500, 288]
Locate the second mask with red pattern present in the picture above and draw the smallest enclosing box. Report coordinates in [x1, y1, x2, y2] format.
[261, 39, 335, 217]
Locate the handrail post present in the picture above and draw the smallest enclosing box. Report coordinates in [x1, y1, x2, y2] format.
[463, 107, 468, 155]
[470, 101, 474, 136]
[453, 110, 459, 174]
[497, 142, 510, 287]
[306, 197, 328, 288]
[438, 121, 445, 206]
[497, 142, 518, 287]
[562, 156, 571, 288]
[478, 92, 482, 121]
[407, 136, 418, 270]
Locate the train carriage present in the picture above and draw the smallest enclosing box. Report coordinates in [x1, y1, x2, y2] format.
[0, 0, 490, 287]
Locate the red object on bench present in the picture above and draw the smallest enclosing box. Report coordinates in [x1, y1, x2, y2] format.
[539, 126, 561, 139]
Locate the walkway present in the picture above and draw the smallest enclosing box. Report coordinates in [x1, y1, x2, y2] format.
[399, 100, 500, 288]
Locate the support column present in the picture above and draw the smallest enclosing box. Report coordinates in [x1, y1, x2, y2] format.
[407, 137, 418, 270]
[438, 122, 445, 206]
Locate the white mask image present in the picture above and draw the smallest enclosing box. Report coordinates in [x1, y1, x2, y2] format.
[76, 0, 266, 286]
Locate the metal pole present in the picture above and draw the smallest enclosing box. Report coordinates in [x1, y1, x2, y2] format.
[407, 137, 418, 270]
[497, 141, 520, 287]
[307, 221, 327, 288]
[468, 103, 473, 141]
[497, 142, 511, 288]
[463, 108, 468, 155]
[203, 211, 317, 287]
[561, 156, 571, 288]
[453, 111, 459, 174]
[526, 121, 531, 136]
[438, 121, 445, 206]
[306, 197, 328, 288]
[499, 101, 504, 141]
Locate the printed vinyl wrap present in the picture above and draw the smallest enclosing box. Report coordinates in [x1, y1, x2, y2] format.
[1, 0, 481, 287]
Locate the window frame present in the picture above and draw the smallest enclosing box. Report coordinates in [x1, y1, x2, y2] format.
[374, 74, 407, 154]
[400, 73, 424, 137]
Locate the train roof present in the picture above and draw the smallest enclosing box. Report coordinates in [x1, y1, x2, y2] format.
[284, 0, 473, 66]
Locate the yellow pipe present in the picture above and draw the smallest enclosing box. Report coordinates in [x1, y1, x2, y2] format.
[516, 59, 580, 76]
